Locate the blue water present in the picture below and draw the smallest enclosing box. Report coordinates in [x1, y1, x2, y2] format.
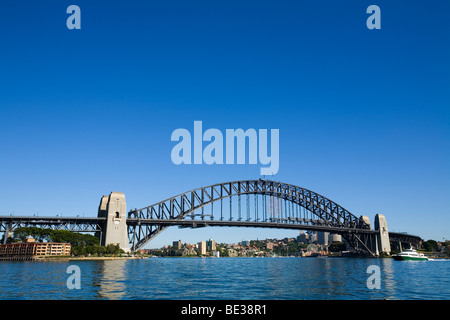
[0, 257, 449, 300]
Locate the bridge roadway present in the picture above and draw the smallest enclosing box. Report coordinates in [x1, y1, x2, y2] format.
[127, 218, 374, 233]
[0, 216, 106, 233]
[0, 215, 422, 247]
[126, 218, 422, 244]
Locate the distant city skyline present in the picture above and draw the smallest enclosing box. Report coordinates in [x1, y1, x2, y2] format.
[1, 1, 449, 248]
[161, 230, 342, 249]
[148, 230, 348, 258]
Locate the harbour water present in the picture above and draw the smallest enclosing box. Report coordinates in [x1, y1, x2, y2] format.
[0, 257, 449, 300]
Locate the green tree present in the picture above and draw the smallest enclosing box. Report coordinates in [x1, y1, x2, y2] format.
[423, 240, 438, 252]
[13, 227, 104, 257]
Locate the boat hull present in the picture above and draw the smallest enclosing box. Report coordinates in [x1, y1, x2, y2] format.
[393, 255, 428, 261]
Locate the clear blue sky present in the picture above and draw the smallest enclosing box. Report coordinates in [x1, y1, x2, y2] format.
[1, 1, 449, 248]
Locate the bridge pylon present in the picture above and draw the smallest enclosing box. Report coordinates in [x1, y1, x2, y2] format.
[374, 213, 391, 255]
[350, 214, 391, 256]
[97, 192, 130, 253]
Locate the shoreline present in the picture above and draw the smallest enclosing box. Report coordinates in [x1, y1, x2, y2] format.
[0, 256, 148, 262]
[1, 252, 448, 262]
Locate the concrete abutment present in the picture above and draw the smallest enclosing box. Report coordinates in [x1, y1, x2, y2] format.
[97, 192, 130, 253]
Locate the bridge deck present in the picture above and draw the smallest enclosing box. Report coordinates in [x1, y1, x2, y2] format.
[126, 218, 378, 234]
[0, 216, 421, 242]
[0, 216, 106, 233]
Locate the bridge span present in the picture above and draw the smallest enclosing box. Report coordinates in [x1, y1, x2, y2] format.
[0, 179, 422, 256]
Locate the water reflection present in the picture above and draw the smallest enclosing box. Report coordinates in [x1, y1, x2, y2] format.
[94, 260, 127, 299]
[380, 259, 396, 299]
[262, 258, 359, 299]
[1, 257, 449, 299]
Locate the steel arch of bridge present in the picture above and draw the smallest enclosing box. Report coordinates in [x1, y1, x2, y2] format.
[127, 179, 373, 252]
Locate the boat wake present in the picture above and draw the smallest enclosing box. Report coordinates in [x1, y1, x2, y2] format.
[428, 258, 450, 262]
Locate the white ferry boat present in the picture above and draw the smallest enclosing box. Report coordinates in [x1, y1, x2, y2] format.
[392, 248, 429, 261]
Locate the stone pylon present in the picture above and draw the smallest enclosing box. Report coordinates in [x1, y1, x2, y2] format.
[374, 213, 391, 255]
[97, 192, 130, 253]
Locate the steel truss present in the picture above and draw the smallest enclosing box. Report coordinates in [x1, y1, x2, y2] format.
[0, 216, 105, 236]
[127, 179, 377, 252]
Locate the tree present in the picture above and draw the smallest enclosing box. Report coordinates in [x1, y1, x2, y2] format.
[329, 242, 346, 252]
[12, 227, 105, 257]
[423, 240, 438, 252]
[13, 227, 50, 242]
[105, 243, 124, 255]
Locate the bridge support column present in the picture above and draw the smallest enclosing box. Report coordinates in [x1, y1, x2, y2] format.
[2, 224, 13, 244]
[2, 222, 13, 244]
[374, 214, 391, 255]
[360, 215, 379, 256]
[97, 192, 130, 253]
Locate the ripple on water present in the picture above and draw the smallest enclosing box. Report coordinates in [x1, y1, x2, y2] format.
[0, 257, 449, 300]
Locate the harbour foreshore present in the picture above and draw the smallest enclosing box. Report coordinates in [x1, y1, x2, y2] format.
[0, 255, 148, 261]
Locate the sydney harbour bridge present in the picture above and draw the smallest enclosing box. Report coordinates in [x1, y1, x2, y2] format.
[0, 179, 422, 256]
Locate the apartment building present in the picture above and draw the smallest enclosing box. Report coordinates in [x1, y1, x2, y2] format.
[0, 237, 71, 258]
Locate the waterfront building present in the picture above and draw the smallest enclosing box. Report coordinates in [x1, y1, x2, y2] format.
[206, 239, 216, 251]
[198, 241, 207, 255]
[0, 237, 71, 258]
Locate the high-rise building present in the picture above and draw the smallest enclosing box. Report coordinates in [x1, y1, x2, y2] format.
[297, 232, 309, 243]
[173, 240, 182, 250]
[317, 232, 329, 246]
[198, 241, 207, 255]
[206, 239, 216, 251]
[309, 232, 318, 243]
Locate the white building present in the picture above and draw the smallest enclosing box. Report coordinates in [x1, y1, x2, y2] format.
[198, 241, 207, 255]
